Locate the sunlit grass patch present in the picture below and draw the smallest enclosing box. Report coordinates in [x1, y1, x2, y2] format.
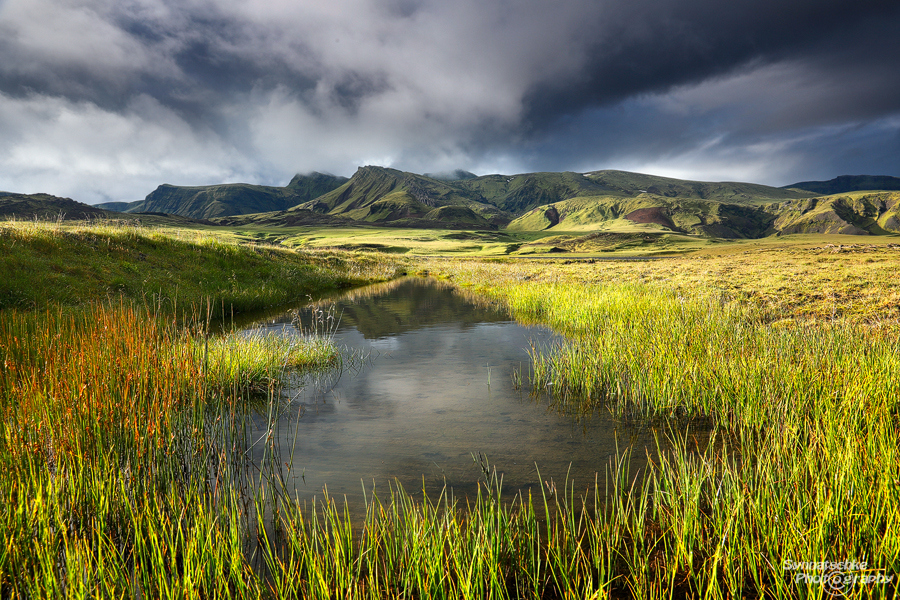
[202, 329, 340, 394]
[418, 253, 900, 597]
[0, 220, 406, 313]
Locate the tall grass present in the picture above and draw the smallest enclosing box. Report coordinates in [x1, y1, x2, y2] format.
[418, 258, 900, 597]
[0, 301, 336, 596]
[500, 282, 900, 425]
[4, 250, 900, 597]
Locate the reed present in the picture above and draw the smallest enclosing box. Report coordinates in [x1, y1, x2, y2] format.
[418, 257, 900, 597]
[4, 246, 899, 597]
[0, 301, 336, 596]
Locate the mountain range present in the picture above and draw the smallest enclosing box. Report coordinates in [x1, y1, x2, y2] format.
[10, 169, 900, 238]
[98, 172, 348, 219]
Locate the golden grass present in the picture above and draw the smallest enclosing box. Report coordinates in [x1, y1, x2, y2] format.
[421, 239, 900, 323]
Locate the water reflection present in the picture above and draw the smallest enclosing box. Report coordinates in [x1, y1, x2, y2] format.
[245, 277, 653, 509]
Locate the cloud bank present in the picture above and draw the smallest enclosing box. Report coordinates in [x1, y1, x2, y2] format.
[1, 0, 898, 202]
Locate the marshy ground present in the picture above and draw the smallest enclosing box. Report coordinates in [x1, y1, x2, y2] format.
[1, 220, 898, 598]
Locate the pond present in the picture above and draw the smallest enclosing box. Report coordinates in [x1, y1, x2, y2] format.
[242, 277, 654, 510]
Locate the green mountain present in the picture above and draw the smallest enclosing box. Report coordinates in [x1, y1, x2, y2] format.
[0, 192, 110, 220]
[137, 183, 299, 219]
[290, 166, 504, 227]
[585, 171, 810, 204]
[510, 190, 900, 237]
[771, 192, 900, 235]
[286, 172, 350, 199]
[507, 195, 779, 238]
[423, 169, 478, 181]
[108, 173, 347, 220]
[95, 200, 143, 212]
[785, 175, 900, 195]
[0, 193, 214, 227]
[455, 171, 617, 214]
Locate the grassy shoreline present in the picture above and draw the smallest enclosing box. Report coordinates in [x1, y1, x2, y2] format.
[0, 221, 406, 314]
[420, 255, 900, 596]
[2, 222, 899, 597]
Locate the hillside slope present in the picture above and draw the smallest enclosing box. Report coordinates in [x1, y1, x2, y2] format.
[771, 192, 900, 235]
[509, 190, 900, 237]
[95, 200, 143, 212]
[0, 192, 111, 220]
[113, 173, 347, 220]
[455, 171, 617, 213]
[0, 222, 397, 311]
[507, 194, 778, 238]
[0, 193, 220, 227]
[785, 175, 900, 195]
[286, 172, 350, 200]
[584, 171, 811, 204]
[290, 166, 504, 227]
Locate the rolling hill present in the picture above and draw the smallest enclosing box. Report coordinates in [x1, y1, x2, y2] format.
[584, 170, 810, 204]
[0, 192, 214, 226]
[785, 175, 900, 195]
[770, 192, 900, 235]
[97, 172, 347, 220]
[288, 166, 505, 228]
[9, 166, 900, 239]
[454, 171, 617, 214]
[506, 195, 779, 238]
[0, 192, 110, 220]
[509, 190, 900, 237]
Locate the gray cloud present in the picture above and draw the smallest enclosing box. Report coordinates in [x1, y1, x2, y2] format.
[0, 0, 898, 202]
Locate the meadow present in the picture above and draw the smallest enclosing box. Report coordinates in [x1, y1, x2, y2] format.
[1, 219, 898, 598]
[0, 220, 403, 313]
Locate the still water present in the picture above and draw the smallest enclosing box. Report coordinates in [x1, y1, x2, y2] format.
[243, 277, 651, 508]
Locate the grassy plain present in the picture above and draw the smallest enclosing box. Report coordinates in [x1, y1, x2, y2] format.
[2, 219, 899, 598]
[0, 220, 402, 313]
[222, 224, 738, 256]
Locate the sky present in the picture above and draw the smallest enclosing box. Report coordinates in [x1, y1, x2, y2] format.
[1, 0, 898, 204]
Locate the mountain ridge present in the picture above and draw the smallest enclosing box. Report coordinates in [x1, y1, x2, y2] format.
[785, 175, 900, 195]
[97, 172, 348, 220]
[9, 167, 900, 238]
[291, 166, 505, 228]
[0, 192, 110, 220]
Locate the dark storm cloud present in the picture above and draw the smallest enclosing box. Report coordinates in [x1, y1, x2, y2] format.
[0, 0, 898, 202]
[520, 0, 900, 129]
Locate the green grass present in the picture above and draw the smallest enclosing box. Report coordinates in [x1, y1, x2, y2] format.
[229, 224, 726, 257]
[202, 329, 340, 393]
[240, 225, 552, 256]
[0, 301, 346, 596]
[419, 255, 900, 597]
[0, 221, 405, 313]
[4, 221, 900, 597]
